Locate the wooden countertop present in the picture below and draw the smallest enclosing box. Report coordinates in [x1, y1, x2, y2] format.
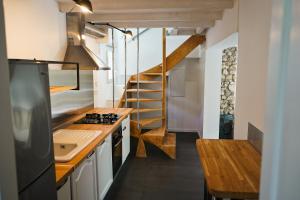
[55, 107, 133, 185]
[196, 139, 261, 199]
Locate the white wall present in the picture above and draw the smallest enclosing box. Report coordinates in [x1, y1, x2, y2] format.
[200, 0, 239, 139]
[234, 0, 272, 139]
[202, 0, 272, 139]
[125, 28, 196, 75]
[3, 0, 67, 66]
[166, 35, 202, 134]
[93, 30, 125, 108]
[168, 58, 203, 134]
[206, 0, 238, 48]
[198, 48, 206, 137]
[260, 1, 300, 199]
[202, 33, 238, 139]
[0, 1, 18, 199]
[126, 28, 162, 75]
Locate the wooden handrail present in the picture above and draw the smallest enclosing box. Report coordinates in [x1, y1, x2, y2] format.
[166, 35, 205, 71]
[118, 34, 205, 108]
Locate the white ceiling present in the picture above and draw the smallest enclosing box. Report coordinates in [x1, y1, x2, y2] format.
[56, 0, 234, 29]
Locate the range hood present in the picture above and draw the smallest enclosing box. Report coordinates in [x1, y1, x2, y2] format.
[63, 13, 109, 70]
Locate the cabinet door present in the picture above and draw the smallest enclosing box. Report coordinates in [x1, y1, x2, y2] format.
[96, 135, 113, 200]
[57, 177, 71, 200]
[71, 152, 97, 200]
[122, 115, 130, 163]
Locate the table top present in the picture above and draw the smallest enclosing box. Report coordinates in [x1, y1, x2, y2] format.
[196, 139, 261, 199]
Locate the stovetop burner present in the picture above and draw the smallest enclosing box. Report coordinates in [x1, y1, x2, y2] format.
[75, 113, 120, 125]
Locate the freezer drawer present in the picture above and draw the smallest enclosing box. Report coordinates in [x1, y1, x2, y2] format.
[19, 165, 57, 200]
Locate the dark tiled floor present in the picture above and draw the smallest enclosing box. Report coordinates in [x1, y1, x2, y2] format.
[105, 132, 204, 200]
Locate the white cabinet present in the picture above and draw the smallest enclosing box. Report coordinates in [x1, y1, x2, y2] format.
[68, 115, 130, 200]
[122, 115, 130, 163]
[71, 152, 97, 200]
[57, 177, 71, 200]
[96, 135, 113, 200]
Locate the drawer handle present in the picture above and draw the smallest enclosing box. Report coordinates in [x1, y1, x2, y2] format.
[87, 151, 95, 159]
[99, 140, 105, 146]
[114, 138, 122, 148]
[123, 126, 127, 131]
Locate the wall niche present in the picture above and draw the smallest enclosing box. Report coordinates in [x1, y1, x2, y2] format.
[219, 46, 237, 139]
[220, 47, 238, 115]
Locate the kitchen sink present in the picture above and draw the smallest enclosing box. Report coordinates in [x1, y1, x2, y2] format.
[54, 143, 78, 157]
[53, 129, 102, 162]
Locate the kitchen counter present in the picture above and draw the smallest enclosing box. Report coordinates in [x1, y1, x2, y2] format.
[196, 139, 261, 199]
[55, 107, 133, 186]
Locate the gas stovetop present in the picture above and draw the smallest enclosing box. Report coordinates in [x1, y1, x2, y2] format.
[74, 113, 120, 125]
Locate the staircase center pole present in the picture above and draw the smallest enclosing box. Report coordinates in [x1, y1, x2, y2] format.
[124, 29, 128, 108]
[162, 28, 167, 128]
[137, 28, 140, 130]
[112, 28, 115, 108]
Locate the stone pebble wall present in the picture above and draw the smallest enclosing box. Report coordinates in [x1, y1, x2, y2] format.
[220, 47, 237, 115]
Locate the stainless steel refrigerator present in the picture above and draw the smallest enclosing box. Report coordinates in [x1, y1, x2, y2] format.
[8, 60, 57, 200]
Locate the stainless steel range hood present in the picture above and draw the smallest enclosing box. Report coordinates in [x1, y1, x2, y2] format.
[63, 13, 109, 70]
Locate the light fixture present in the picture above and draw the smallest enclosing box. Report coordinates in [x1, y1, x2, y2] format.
[73, 0, 93, 13]
[124, 30, 133, 37]
[88, 22, 133, 37]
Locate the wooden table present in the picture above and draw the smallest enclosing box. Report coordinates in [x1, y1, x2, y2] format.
[196, 139, 261, 200]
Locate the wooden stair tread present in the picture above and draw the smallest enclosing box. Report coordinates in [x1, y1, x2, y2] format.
[142, 126, 166, 147]
[126, 89, 162, 93]
[143, 126, 166, 137]
[130, 80, 162, 84]
[123, 98, 161, 102]
[132, 108, 162, 113]
[142, 73, 162, 76]
[161, 133, 176, 159]
[163, 133, 176, 146]
[131, 117, 163, 127]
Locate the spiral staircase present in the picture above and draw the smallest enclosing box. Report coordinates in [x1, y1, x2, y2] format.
[118, 30, 205, 159]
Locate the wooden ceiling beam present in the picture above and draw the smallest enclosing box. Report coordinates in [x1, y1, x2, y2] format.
[91, 0, 233, 11]
[86, 11, 223, 23]
[57, 0, 234, 13]
[100, 21, 214, 28]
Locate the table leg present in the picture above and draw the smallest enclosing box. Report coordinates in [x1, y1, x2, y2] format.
[204, 180, 212, 200]
[204, 180, 208, 200]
